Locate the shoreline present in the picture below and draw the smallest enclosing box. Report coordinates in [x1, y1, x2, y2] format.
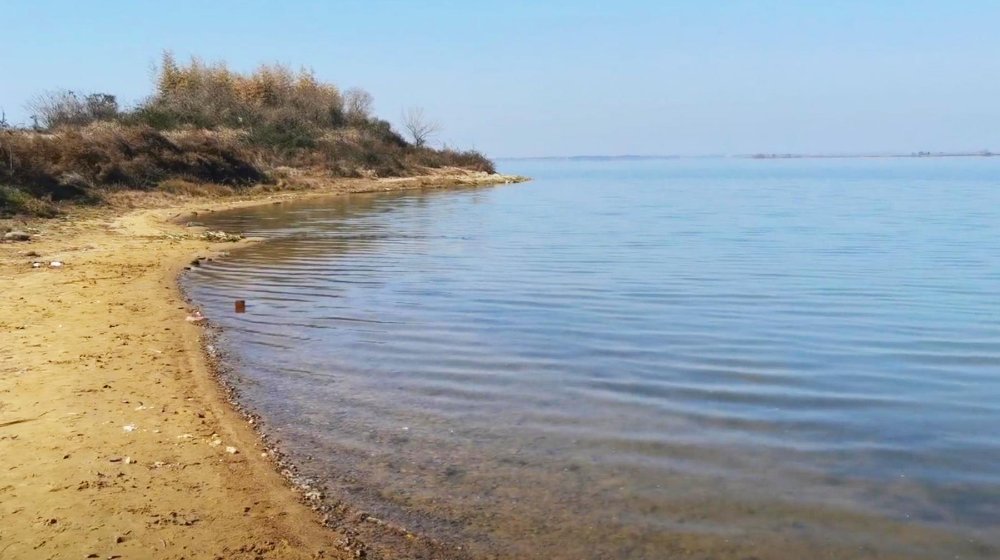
[0, 171, 525, 559]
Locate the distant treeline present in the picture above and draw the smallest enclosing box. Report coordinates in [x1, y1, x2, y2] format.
[0, 53, 494, 216]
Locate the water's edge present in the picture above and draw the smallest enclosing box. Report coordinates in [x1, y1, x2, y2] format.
[178, 159, 1000, 560]
[186, 321, 478, 559]
[174, 179, 528, 560]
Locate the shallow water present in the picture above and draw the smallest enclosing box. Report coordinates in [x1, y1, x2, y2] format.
[185, 158, 1000, 559]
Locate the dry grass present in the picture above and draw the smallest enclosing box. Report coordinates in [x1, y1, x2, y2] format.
[0, 184, 58, 217]
[157, 179, 237, 197]
[0, 124, 264, 198]
[3, 53, 495, 217]
[138, 53, 345, 132]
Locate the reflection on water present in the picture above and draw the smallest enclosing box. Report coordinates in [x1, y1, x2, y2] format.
[184, 158, 1000, 559]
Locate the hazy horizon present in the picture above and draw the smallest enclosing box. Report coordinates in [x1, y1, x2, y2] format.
[2, 1, 998, 158]
[497, 150, 998, 160]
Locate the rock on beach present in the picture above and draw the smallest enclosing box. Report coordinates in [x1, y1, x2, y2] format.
[3, 231, 31, 242]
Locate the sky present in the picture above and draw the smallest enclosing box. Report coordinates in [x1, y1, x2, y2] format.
[2, 1, 999, 157]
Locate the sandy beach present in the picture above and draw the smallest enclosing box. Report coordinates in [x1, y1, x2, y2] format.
[0, 172, 522, 560]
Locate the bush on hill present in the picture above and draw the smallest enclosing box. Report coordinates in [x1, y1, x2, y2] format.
[1, 53, 495, 215]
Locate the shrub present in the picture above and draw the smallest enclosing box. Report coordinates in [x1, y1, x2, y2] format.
[405, 146, 496, 173]
[8, 53, 498, 204]
[359, 117, 408, 147]
[147, 53, 344, 132]
[158, 179, 236, 197]
[0, 185, 59, 217]
[0, 124, 265, 198]
[28, 90, 119, 128]
[344, 87, 374, 123]
[247, 109, 319, 152]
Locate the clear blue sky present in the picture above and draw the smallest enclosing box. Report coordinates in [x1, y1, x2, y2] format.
[2, 1, 998, 157]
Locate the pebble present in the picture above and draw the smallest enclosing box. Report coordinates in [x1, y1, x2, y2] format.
[185, 310, 206, 323]
[202, 230, 243, 242]
[3, 231, 30, 242]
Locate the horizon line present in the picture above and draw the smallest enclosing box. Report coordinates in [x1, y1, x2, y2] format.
[495, 150, 998, 161]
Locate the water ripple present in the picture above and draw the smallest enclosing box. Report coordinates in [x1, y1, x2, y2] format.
[184, 158, 1000, 559]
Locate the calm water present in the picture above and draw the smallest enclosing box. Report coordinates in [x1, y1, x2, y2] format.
[185, 158, 1000, 559]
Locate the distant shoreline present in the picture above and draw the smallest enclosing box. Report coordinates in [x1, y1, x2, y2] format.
[499, 151, 998, 161]
[744, 151, 997, 160]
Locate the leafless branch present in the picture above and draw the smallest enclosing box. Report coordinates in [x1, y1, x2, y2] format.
[401, 106, 440, 148]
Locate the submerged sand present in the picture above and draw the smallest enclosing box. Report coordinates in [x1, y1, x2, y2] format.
[0, 171, 522, 560]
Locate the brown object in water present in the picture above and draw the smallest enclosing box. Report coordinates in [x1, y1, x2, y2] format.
[234, 300, 246, 313]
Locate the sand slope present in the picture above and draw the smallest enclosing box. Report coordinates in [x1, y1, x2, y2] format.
[0, 173, 522, 559]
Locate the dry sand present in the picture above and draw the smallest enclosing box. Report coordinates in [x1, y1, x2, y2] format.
[0, 171, 523, 560]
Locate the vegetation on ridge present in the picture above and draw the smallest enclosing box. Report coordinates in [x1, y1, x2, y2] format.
[0, 53, 495, 216]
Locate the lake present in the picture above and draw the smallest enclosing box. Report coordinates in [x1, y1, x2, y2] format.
[183, 158, 1000, 559]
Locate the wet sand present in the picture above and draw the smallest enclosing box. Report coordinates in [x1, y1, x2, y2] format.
[0, 171, 522, 560]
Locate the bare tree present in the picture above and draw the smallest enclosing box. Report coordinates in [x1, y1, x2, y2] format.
[401, 106, 440, 148]
[344, 87, 374, 122]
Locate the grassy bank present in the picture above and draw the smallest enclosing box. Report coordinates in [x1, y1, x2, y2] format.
[0, 53, 495, 217]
